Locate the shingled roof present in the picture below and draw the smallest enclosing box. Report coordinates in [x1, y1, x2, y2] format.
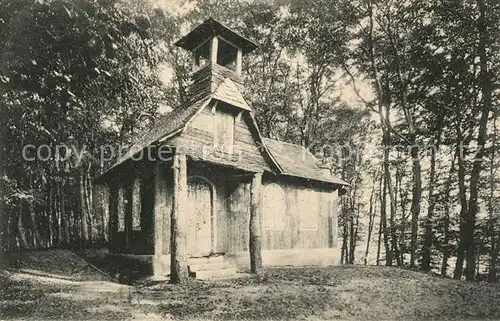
[102, 95, 212, 175]
[99, 92, 348, 186]
[175, 17, 258, 55]
[263, 138, 347, 185]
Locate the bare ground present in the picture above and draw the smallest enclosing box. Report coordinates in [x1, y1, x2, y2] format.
[1, 249, 500, 320]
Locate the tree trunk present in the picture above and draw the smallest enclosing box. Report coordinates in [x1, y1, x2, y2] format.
[348, 203, 356, 264]
[28, 200, 41, 249]
[17, 202, 29, 249]
[348, 155, 361, 265]
[365, 175, 377, 265]
[341, 213, 348, 264]
[376, 173, 383, 265]
[48, 185, 54, 247]
[489, 237, 499, 283]
[56, 183, 63, 246]
[454, 127, 469, 279]
[381, 167, 392, 266]
[408, 132, 421, 269]
[391, 160, 401, 266]
[366, 1, 394, 266]
[61, 184, 70, 245]
[398, 175, 409, 266]
[383, 104, 398, 266]
[350, 203, 361, 264]
[422, 131, 441, 271]
[170, 152, 188, 284]
[441, 151, 456, 277]
[79, 167, 89, 245]
[465, 0, 492, 281]
[385, 1, 422, 268]
[487, 119, 498, 282]
[83, 167, 93, 243]
[249, 172, 263, 274]
[47, 209, 53, 248]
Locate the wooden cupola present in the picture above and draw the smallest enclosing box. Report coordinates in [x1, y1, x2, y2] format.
[175, 17, 257, 76]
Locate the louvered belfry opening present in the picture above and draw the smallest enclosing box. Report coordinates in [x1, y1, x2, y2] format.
[175, 17, 258, 104]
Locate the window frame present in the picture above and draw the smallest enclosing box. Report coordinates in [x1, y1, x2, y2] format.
[262, 183, 286, 231]
[117, 187, 125, 232]
[299, 188, 319, 231]
[132, 179, 141, 231]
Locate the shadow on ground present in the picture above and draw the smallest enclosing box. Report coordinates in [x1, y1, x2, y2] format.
[2, 250, 500, 320]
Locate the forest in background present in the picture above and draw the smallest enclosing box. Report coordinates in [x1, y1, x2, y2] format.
[0, 0, 499, 282]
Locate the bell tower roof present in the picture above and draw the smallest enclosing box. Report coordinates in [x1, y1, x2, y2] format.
[174, 17, 255, 108]
[174, 17, 257, 55]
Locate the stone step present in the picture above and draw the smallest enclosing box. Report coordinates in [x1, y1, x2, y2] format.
[188, 262, 231, 272]
[188, 256, 224, 265]
[191, 267, 237, 280]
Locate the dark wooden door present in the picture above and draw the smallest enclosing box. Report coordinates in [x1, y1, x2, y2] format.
[187, 177, 213, 256]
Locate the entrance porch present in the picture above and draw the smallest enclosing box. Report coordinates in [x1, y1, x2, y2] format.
[107, 151, 263, 280]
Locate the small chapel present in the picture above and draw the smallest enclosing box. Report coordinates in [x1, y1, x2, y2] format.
[97, 17, 348, 280]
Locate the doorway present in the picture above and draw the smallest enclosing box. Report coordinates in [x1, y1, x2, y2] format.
[186, 176, 214, 256]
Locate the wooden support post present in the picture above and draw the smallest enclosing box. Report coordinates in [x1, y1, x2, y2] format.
[141, 162, 156, 253]
[211, 36, 219, 66]
[236, 48, 242, 75]
[152, 163, 164, 276]
[249, 172, 263, 274]
[170, 152, 189, 284]
[108, 180, 119, 251]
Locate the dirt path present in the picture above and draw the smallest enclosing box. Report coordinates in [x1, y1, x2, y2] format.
[0, 250, 162, 320]
[2, 250, 500, 320]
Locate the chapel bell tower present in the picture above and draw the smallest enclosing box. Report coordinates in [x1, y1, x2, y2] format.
[175, 17, 257, 77]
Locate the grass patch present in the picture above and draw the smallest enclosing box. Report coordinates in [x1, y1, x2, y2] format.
[2, 250, 500, 320]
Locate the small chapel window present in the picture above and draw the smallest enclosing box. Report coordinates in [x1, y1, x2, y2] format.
[117, 187, 125, 232]
[132, 179, 141, 231]
[299, 189, 319, 231]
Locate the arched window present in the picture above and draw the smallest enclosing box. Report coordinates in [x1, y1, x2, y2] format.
[262, 183, 286, 230]
[132, 179, 141, 231]
[299, 189, 319, 231]
[117, 187, 125, 232]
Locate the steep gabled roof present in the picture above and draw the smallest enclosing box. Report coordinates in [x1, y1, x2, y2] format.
[100, 96, 212, 177]
[98, 78, 347, 187]
[263, 138, 348, 185]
